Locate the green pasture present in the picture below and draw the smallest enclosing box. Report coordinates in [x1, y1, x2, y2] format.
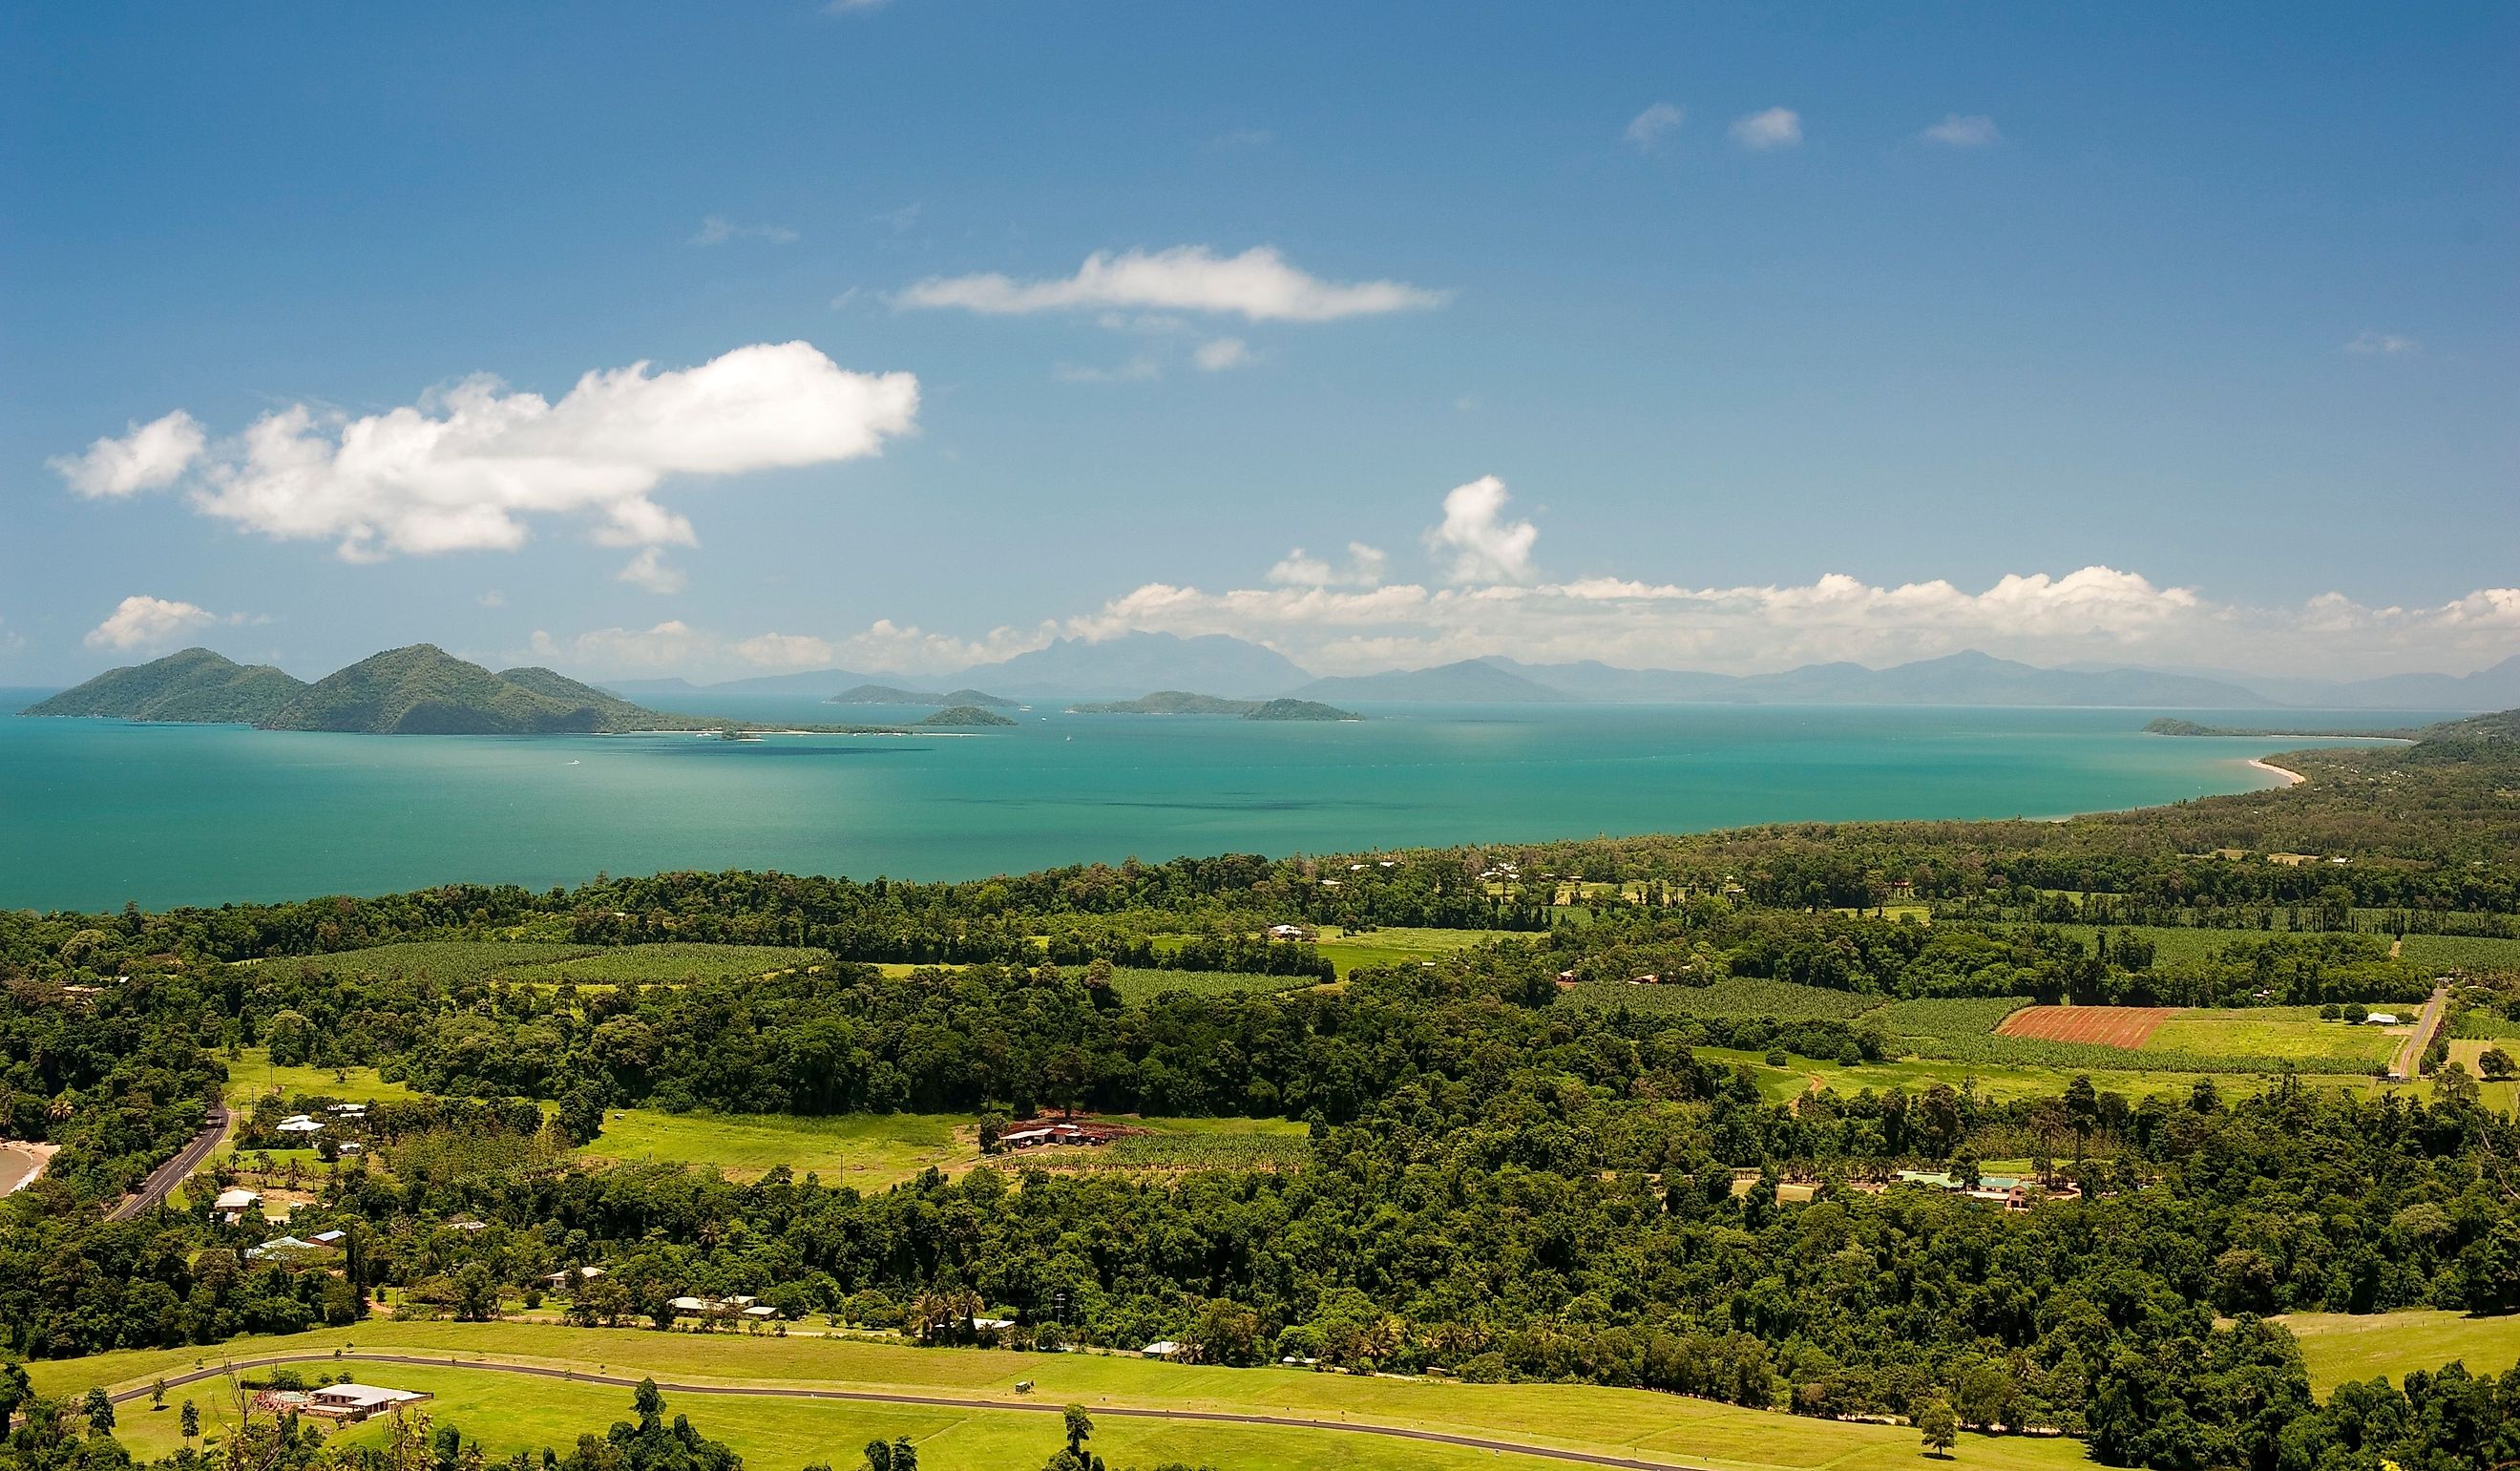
[1691, 1046, 2400, 1109]
[37, 1320, 2091, 1471]
[2278, 1310, 2520, 1393]
[221, 1049, 421, 1111]
[1310, 925, 1501, 976]
[578, 1109, 1311, 1186]
[576, 1109, 971, 1187]
[2142, 1010, 2403, 1068]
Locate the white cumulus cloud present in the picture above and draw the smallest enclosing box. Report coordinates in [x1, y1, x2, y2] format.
[1426, 475, 1540, 583]
[51, 411, 207, 498]
[85, 595, 220, 651]
[1920, 114, 2000, 148]
[1625, 102, 1685, 149]
[898, 245, 1448, 323]
[1730, 107, 1803, 151]
[52, 342, 918, 563]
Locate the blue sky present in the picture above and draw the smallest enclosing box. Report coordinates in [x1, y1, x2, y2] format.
[4, 2, 2513, 683]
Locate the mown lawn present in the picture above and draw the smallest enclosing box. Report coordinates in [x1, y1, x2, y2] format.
[38, 1321, 2092, 1471]
[2278, 1310, 2520, 1392]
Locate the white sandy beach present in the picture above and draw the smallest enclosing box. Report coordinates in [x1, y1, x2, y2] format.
[2248, 758, 2306, 786]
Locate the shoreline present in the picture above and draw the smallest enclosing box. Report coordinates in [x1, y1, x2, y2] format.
[2249, 757, 2307, 787]
[0, 1140, 61, 1196]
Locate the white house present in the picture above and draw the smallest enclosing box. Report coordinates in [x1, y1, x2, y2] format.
[276, 1115, 325, 1135]
[305, 1385, 426, 1422]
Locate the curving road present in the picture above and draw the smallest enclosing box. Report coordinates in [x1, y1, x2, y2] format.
[2389, 984, 2450, 1082]
[109, 1103, 230, 1221]
[116, 1350, 1717, 1471]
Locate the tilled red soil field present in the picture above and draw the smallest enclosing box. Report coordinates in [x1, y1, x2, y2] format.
[1994, 1004, 2179, 1048]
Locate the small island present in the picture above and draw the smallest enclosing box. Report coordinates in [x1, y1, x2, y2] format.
[830, 683, 1018, 708]
[1067, 690, 1361, 721]
[917, 704, 1018, 727]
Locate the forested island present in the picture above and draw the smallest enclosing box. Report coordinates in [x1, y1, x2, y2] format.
[21, 645, 908, 738]
[829, 683, 1018, 708]
[1068, 690, 1361, 720]
[915, 704, 1018, 727]
[3, 707, 2518, 1471]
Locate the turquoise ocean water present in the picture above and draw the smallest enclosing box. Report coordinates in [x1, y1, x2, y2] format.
[0, 689, 2431, 913]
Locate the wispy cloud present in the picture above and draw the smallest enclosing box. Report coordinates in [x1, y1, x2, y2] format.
[1193, 337, 1252, 372]
[1730, 107, 1803, 151]
[616, 547, 687, 595]
[693, 216, 800, 246]
[51, 343, 919, 562]
[868, 202, 922, 234]
[1053, 356, 1164, 385]
[2343, 331, 2421, 357]
[1269, 542, 1388, 589]
[1624, 102, 1685, 150]
[899, 245, 1449, 323]
[1920, 114, 2000, 148]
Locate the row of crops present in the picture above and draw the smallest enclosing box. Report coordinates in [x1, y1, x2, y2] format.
[1559, 977, 1883, 1020]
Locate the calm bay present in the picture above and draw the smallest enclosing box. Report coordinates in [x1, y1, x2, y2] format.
[0, 690, 2428, 913]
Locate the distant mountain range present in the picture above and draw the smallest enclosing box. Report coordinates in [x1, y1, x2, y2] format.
[21, 645, 893, 736]
[72, 635, 2517, 717]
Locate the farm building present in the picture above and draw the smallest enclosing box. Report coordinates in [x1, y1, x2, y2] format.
[668, 1293, 776, 1319]
[540, 1265, 606, 1287]
[2366, 1013, 2404, 1026]
[1266, 923, 1312, 940]
[1141, 1340, 1184, 1358]
[304, 1385, 427, 1422]
[276, 1114, 325, 1135]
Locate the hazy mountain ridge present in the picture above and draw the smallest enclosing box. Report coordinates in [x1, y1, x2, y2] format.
[1290, 659, 1574, 704]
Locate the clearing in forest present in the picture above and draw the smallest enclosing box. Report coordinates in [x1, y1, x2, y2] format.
[1995, 1005, 2177, 1047]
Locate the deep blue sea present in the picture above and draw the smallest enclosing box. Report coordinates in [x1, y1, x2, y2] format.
[0, 689, 2434, 913]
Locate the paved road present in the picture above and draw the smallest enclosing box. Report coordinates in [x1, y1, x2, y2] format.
[109, 1103, 230, 1221]
[2390, 984, 2451, 1081]
[120, 1351, 1716, 1471]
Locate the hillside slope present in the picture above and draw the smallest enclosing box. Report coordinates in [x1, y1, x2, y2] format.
[261, 646, 718, 734]
[20, 648, 307, 723]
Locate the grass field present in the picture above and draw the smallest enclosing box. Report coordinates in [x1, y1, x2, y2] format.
[220, 1050, 421, 1112]
[1310, 926, 1500, 976]
[2277, 1310, 2520, 1392]
[1691, 1045, 2405, 1109]
[241, 940, 829, 989]
[2142, 1009, 2404, 1068]
[501, 944, 829, 986]
[578, 1109, 1311, 1186]
[1559, 978, 1882, 1021]
[31, 1320, 2092, 1471]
